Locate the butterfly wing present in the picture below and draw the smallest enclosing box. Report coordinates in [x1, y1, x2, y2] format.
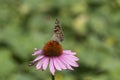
[52, 19, 64, 42]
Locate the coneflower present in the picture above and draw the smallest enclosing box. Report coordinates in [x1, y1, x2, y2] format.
[29, 19, 79, 80]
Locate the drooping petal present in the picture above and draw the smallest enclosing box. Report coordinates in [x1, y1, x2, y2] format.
[69, 55, 79, 61]
[59, 56, 73, 70]
[55, 57, 67, 70]
[33, 55, 44, 62]
[63, 54, 79, 61]
[32, 50, 42, 56]
[62, 55, 78, 67]
[61, 55, 79, 67]
[36, 57, 46, 70]
[65, 63, 74, 70]
[53, 57, 62, 71]
[42, 57, 49, 70]
[49, 58, 55, 75]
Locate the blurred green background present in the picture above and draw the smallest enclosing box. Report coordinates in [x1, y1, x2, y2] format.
[0, 0, 120, 80]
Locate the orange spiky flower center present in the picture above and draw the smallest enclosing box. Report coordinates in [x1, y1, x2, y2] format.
[43, 40, 63, 57]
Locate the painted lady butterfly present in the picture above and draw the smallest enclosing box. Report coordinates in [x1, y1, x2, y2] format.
[52, 19, 64, 42]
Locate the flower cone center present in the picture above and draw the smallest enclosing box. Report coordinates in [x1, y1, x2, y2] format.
[43, 41, 63, 57]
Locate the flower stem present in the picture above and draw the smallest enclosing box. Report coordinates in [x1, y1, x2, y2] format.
[51, 74, 55, 80]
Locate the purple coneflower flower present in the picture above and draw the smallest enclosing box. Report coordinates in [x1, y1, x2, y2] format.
[29, 19, 79, 76]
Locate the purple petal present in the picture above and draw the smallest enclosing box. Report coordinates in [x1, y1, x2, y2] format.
[42, 57, 49, 70]
[36, 57, 46, 70]
[53, 57, 62, 71]
[69, 55, 79, 61]
[65, 64, 74, 70]
[33, 55, 44, 62]
[63, 54, 79, 61]
[55, 57, 67, 70]
[63, 51, 79, 61]
[61, 55, 79, 67]
[49, 58, 55, 75]
[32, 50, 42, 56]
[59, 56, 73, 70]
[63, 50, 76, 55]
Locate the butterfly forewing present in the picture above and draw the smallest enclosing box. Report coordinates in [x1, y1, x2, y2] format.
[53, 19, 64, 42]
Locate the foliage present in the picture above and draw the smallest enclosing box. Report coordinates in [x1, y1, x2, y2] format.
[0, 0, 120, 80]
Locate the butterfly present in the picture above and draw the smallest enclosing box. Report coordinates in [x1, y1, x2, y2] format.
[52, 19, 64, 42]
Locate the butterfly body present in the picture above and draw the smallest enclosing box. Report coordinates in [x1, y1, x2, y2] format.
[52, 19, 64, 42]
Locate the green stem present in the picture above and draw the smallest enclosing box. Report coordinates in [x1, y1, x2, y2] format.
[51, 74, 55, 80]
